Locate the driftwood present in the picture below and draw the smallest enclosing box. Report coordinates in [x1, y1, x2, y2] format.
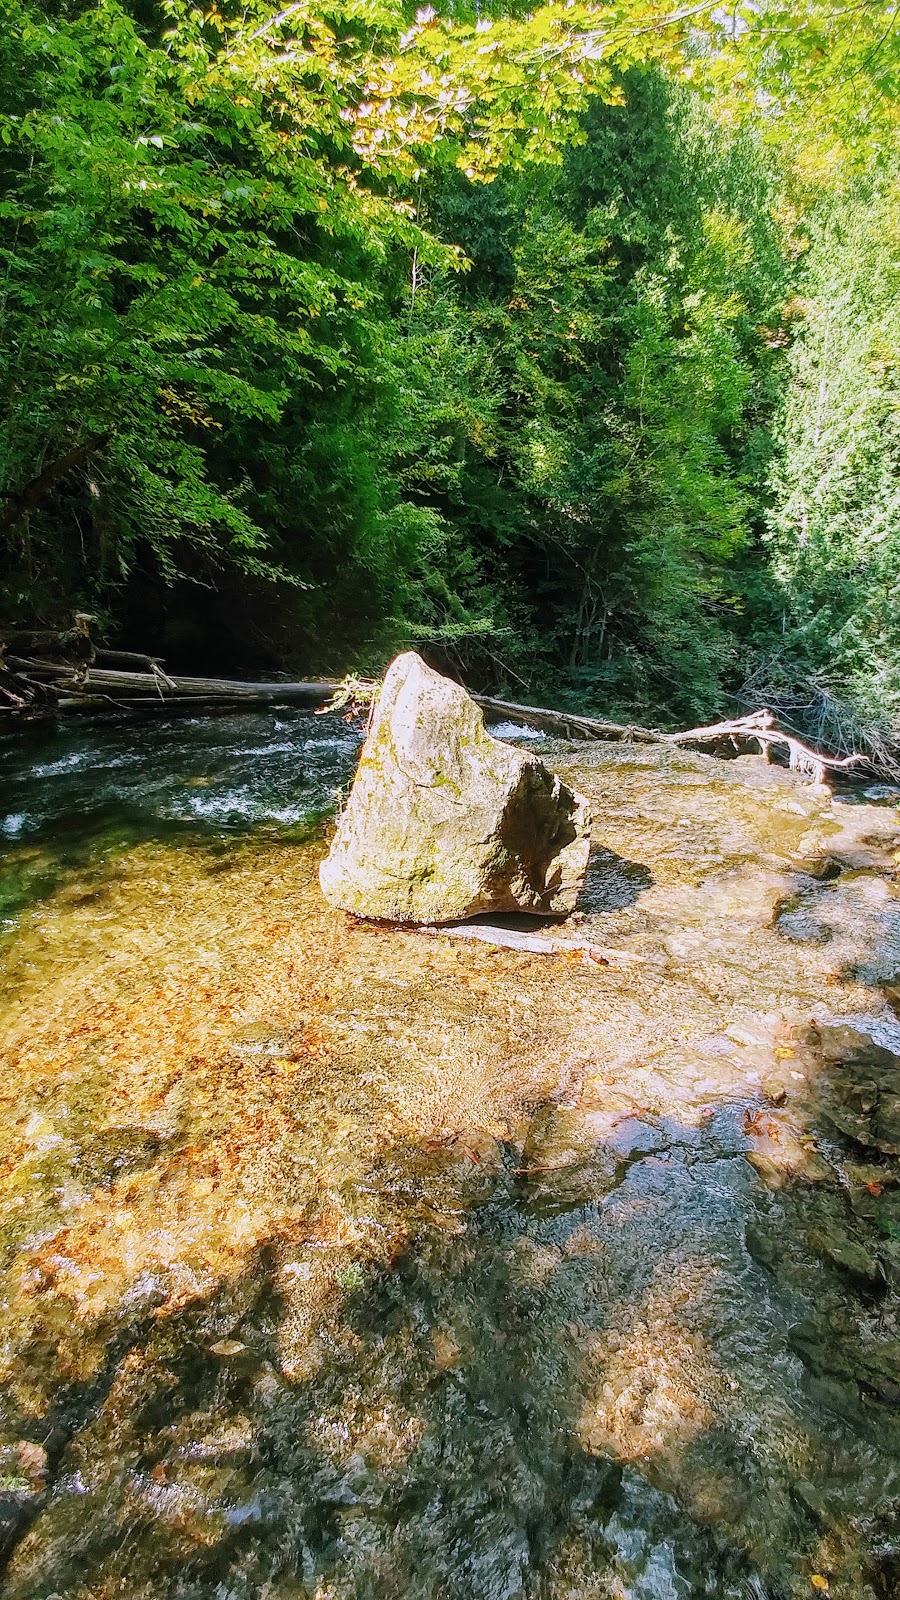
[473, 693, 658, 743]
[55, 694, 273, 716]
[420, 922, 651, 962]
[478, 698, 868, 782]
[0, 660, 57, 711]
[0, 641, 881, 781]
[661, 708, 867, 782]
[94, 648, 170, 675]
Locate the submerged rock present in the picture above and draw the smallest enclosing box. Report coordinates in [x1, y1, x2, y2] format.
[73, 1126, 163, 1188]
[319, 652, 591, 923]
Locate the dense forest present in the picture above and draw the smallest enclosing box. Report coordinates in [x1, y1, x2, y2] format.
[2, 0, 900, 728]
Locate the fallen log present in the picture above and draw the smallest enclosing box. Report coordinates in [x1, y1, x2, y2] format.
[6, 659, 337, 705]
[93, 649, 168, 672]
[659, 709, 866, 782]
[0, 660, 57, 713]
[477, 696, 869, 780]
[0, 655, 878, 783]
[55, 695, 269, 715]
[475, 693, 658, 743]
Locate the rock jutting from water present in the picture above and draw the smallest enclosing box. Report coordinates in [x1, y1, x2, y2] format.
[319, 651, 592, 923]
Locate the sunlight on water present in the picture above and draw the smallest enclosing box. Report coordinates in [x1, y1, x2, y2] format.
[1, 717, 900, 1598]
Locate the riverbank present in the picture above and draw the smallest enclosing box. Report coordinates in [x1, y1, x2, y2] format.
[1, 723, 900, 1597]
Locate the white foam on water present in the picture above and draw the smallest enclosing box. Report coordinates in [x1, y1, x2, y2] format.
[863, 784, 900, 802]
[30, 751, 92, 777]
[302, 734, 361, 750]
[232, 742, 299, 758]
[174, 790, 308, 826]
[489, 720, 546, 742]
[256, 805, 309, 825]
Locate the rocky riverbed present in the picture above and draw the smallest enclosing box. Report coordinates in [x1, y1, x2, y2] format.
[1, 716, 900, 1599]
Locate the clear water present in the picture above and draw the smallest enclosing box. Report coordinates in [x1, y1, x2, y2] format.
[0, 710, 362, 937]
[2, 718, 900, 1600]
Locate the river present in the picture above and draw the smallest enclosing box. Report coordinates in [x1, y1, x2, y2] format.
[1, 709, 900, 1600]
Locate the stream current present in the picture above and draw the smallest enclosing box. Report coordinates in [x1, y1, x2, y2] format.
[2, 712, 900, 1599]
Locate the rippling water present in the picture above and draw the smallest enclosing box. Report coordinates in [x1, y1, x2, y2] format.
[0, 710, 362, 936]
[2, 715, 900, 1600]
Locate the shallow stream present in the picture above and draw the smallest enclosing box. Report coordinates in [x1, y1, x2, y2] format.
[2, 712, 900, 1599]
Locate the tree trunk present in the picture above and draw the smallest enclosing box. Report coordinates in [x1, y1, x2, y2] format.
[0, 433, 112, 535]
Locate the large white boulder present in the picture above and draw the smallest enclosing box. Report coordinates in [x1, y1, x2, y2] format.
[319, 652, 592, 923]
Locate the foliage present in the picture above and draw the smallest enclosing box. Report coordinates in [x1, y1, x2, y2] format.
[0, 0, 747, 662]
[763, 175, 900, 722]
[713, 0, 900, 186]
[0, 0, 442, 616]
[3, 0, 900, 725]
[391, 76, 787, 719]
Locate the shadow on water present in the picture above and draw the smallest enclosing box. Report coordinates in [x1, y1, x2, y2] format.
[579, 845, 654, 914]
[5, 729, 900, 1597]
[777, 897, 900, 994]
[739, 1019, 900, 1598]
[0, 1127, 772, 1600]
[7, 1057, 900, 1600]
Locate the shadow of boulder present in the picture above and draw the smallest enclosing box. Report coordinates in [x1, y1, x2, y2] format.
[578, 844, 653, 914]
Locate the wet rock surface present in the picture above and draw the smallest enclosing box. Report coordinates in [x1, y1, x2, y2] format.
[319, 653, 592, 921]
[1, 719, 900, 1597]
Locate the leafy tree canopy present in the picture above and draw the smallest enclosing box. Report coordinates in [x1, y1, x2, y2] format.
[3, 0, 900, 727]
